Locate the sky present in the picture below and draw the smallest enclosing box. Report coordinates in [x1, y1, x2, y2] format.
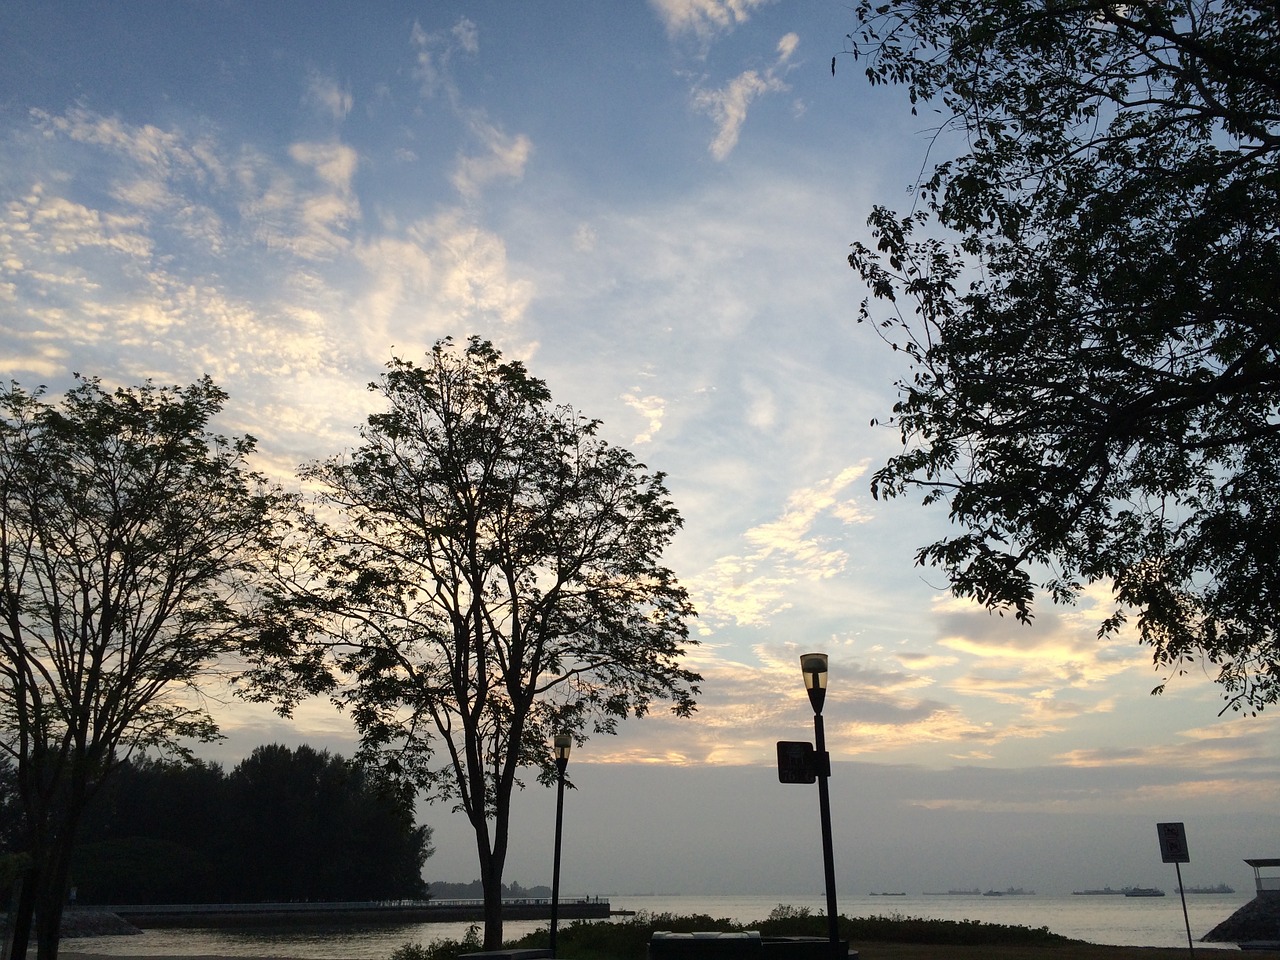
[2, 1, 1276, 900]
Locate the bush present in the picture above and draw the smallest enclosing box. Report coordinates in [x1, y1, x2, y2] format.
[480, 907, 1076, 960]
[389, 925, 482, 960]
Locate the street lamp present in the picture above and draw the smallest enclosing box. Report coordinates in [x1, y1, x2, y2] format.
[801, 653, 840, 956]
[549, 732, 571, 956]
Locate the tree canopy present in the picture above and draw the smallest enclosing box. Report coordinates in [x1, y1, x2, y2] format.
[842, 0, 1280, 712]
[69, 745, 431, 904]
[0, 375, 282, 959]
[252, 337, 699, 947]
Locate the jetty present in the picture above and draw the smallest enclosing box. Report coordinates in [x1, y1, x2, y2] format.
[84, 897, 611, 928]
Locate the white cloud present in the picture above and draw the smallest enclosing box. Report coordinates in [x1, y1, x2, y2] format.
[233, 141, 360, 259]
[451, 119, 533, 198]
[622, 393, 666, 444]
[650, 0, 774, 40]
[691, 465, 870, 628]
[353, 209, 534, 350]
[692, 33, 799, 159]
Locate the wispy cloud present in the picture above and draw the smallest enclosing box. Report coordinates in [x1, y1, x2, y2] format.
[451, 118, 533, 198]
[2, 104, 533, 477]
[650, 0, 775, 41]
[693, 32, 799, 159]
[410, 17, 478, 102]
[622, 393, 666, 444]
[304, 71, 353, 122]
[691, 465, 870, 629]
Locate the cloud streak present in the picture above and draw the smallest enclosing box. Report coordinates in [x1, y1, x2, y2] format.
[693, 33, 799, 159]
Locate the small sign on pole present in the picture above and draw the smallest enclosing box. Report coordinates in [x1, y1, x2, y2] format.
[776, 740, 817, 784]
[1158, 821, 1190, 863]
[1156, 822, 1194, 956]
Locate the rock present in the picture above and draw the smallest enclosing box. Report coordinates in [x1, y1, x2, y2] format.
[1202, 894, 1280, 943]
[58, 910, 143, 938]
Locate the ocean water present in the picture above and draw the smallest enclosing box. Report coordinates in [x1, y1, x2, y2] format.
[63, 891, 1257, 957]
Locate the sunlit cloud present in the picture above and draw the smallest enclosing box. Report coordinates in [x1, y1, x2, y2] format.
[693, 32, 799, 159]
[451, 118, 533, 198]
[695, 69, 784, 160]
[1057, 719, 1278, 770]
[894, 652, 961, 670]
[691, 465, 870, 628]
[650, 0, 775, 41]
[32, 107, 225, 184]
[354, 210, 535, 353]
[622, 392, 666, 444]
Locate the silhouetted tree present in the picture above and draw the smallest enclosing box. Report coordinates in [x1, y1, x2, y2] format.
[227, 744, 429, 901]
[72, 757, 227, 903]
[251, 337, 699, 947]
[69, 746, 431, 903]
[0, 376, 283, 960]
[842, 0, 1280, 712]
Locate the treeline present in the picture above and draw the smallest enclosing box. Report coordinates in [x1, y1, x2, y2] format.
[3, 744, 431, 905]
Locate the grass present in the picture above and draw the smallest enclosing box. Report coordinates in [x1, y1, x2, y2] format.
[386, 906, 1280, 960]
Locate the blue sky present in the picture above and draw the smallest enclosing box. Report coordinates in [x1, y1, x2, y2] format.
[2, 1, 1276, 897]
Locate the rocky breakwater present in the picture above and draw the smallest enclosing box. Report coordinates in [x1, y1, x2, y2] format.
[59, 909, 143, 938]
[1203, 893, 1280, 946]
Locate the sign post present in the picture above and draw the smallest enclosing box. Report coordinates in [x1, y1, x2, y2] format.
[1157, 822, 1194, 956]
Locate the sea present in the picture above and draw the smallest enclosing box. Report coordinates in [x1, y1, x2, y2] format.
[62, 891, 1258, 957]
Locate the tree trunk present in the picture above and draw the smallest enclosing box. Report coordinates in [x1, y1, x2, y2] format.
[33, 893, 65, 960]
[32, 836, 74, 960]
[477, 842, 506, 950]
[3, 865, 36, 960]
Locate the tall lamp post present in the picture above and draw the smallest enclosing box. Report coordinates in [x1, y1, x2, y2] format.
[801, 653, 841, 956]
[549, 733, 571, 956]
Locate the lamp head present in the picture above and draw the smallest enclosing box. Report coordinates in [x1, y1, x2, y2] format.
[554, 732, 572, 773]
[801, 652, 829, 714]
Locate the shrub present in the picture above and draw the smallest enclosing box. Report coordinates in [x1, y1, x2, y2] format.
[393, 908, 1077, 960]
[389, 924, 482, 960]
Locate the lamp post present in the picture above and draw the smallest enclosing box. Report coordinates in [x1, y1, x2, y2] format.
[801, 652, 841, 956]
[549, 733, 571, 956]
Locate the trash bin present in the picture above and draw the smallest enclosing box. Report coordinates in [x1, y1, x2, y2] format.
[649, 931, 764, 960]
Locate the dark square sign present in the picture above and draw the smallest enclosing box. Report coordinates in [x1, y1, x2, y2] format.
[776, 740, 817, 784]
[1157, 821, 1190, 863]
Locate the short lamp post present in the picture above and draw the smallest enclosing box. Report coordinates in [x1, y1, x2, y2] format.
[549, 733, 571, 956]
[801, 653, 841, 956]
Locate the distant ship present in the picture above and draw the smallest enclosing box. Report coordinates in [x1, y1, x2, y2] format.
[984, 888, 1034, 896]
[1180, 883, 1235, 894]
[1124, 887, 1166, 897]
[922, 889, 981, 896]
[870, 892, 906, 896]
[1073, 887, 1125, 895]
